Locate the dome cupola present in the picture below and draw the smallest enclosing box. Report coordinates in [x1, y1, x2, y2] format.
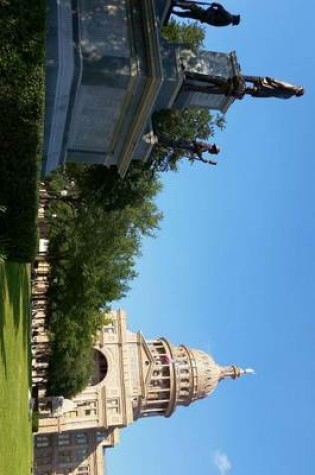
[135, 337, 253, 420]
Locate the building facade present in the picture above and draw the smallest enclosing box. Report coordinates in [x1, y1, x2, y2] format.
[34, 309, 251, 475]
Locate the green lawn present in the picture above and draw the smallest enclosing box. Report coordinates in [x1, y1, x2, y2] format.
[0, 262, 32, 475]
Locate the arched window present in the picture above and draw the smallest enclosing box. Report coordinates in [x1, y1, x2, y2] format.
[88, 349, 108, 386]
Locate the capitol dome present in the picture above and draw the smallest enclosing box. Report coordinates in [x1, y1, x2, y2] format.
[136, 337, 253, 420]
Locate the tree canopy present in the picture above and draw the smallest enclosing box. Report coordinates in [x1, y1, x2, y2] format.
[46, 163, 162, 397]
[0, 1, 44, 261]
[162, 19, 206, 52]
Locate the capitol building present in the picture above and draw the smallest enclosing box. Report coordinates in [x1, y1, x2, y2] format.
[34, 309, 251, 475]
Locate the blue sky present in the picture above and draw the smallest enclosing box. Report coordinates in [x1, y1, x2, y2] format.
[107, 1, 315, 474]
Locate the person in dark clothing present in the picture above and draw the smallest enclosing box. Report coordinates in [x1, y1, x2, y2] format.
[172, 1, 240, 27]
[157, 136, 220, 165]
[243, 76, 304, 99]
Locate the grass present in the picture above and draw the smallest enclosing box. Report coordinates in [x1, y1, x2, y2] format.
[0, 1, 45, 261]
[0, 262, 32, 475]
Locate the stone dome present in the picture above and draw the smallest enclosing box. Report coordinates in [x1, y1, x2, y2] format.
[136, 337, 253, 420]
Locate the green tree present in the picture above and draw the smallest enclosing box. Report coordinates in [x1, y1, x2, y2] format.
[162, 19, 206, 52]
[45, 163, 162, 397]
[0, 1, 44, 261]
[66, 162, 161, 210]
[47, 318, 94, 397]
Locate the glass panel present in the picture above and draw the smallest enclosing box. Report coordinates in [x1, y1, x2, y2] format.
[36, 455, 52, 467]
[76, 448, 88, 460]
[36, 435, 50, 448]
[75, 432, 88, 444]
[58, 433, 70, 446]
[58, 450, 72, 465]
[96, 431, 106, 442]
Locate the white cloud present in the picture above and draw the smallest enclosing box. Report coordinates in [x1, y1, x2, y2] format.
[213, 450, 232, 475]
